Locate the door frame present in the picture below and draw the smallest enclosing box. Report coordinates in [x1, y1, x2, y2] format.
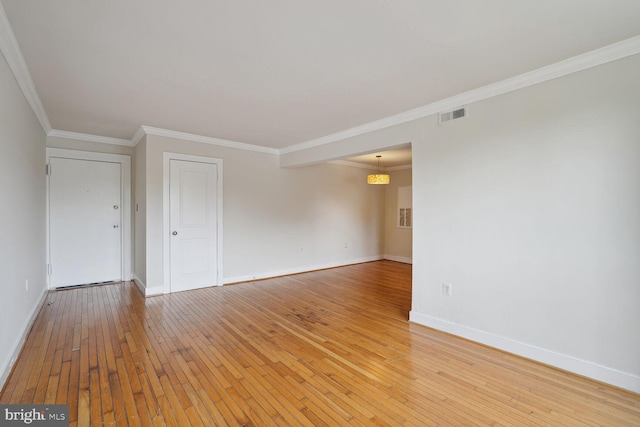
[163, 152, 224, 294]
[46, 148, 132, 289]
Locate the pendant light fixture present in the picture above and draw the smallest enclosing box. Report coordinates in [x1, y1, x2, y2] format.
[367, 155, 390, 185]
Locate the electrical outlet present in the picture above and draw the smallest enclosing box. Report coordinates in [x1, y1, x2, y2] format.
[442, 282, 452, 296]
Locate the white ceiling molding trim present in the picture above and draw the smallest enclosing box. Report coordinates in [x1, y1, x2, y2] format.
[386, 164, 412, 172]
[131, 126, 146, 146]
[47, 129, 134, 147]
[328, 160, 412, 171]
[0, 2, 51, 133]
[141, 126, 279, 155]
[281, 35, 640, 155]
[48, 125, 282, 153]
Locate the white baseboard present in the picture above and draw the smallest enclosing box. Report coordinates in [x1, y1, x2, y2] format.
[409, 311, 640, 394]
[132, 274, 146, 295]
[136, 256, 384, 295]
[143, 286, 164, 296]
[132, 274, 163, 297]
[1, 288, 48, 389]
[223, 255, 384, 284]
[137, 257, 386, 295]
[383, 254, 412, 264]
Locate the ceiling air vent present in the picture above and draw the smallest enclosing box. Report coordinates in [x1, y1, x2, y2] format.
[438, 106, 467, 125]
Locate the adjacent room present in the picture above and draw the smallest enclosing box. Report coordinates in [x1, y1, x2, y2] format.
[1, 1, 639, 425]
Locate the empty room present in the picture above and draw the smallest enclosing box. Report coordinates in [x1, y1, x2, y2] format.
[1, 1, 639, 425]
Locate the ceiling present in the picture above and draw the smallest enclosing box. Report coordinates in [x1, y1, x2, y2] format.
[343, 147, 413, 169]
[2, 1, 640, 153]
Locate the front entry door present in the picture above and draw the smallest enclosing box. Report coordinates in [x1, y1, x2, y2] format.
[49, 157, 122, 288]
[169, 159, 218, 292]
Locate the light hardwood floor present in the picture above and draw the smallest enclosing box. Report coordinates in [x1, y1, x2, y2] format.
[1, 261, 639, 426]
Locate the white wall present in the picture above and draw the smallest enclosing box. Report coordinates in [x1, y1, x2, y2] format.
[384, 168, 412, 263]
[411, 54, 640, 391]
[139, 135, 385, 292]
[133, 136, 147, 289]
[0, 52, 47, 385]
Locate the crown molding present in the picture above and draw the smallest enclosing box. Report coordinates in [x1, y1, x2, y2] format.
[282, 35, 640, 155]
[387, 164, 412, 171]
[47, 129, 134, 146]
[47, 125, 281, 154]
[131, 126, 146, 146]
[140, 126, 279, 155]
[0, 2, 51, 133]
[329, 160, 412, 171]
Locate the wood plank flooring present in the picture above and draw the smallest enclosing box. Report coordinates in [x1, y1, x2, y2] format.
[2, 260, 639, 426]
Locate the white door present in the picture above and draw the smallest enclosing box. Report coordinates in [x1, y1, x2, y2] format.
[49, 157, 122, 288]
[169, 159, 218, 292]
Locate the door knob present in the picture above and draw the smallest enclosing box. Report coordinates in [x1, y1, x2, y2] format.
[172, 231, 178, 236]
[113, 225, 119, 228]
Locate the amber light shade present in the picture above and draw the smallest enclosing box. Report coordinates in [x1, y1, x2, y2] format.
[367, 155, 390, 185]
[367, 174, 390, 184]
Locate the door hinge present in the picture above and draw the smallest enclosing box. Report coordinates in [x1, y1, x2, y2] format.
[46, 163, 50, 176]
[47, 263, 52, 276]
